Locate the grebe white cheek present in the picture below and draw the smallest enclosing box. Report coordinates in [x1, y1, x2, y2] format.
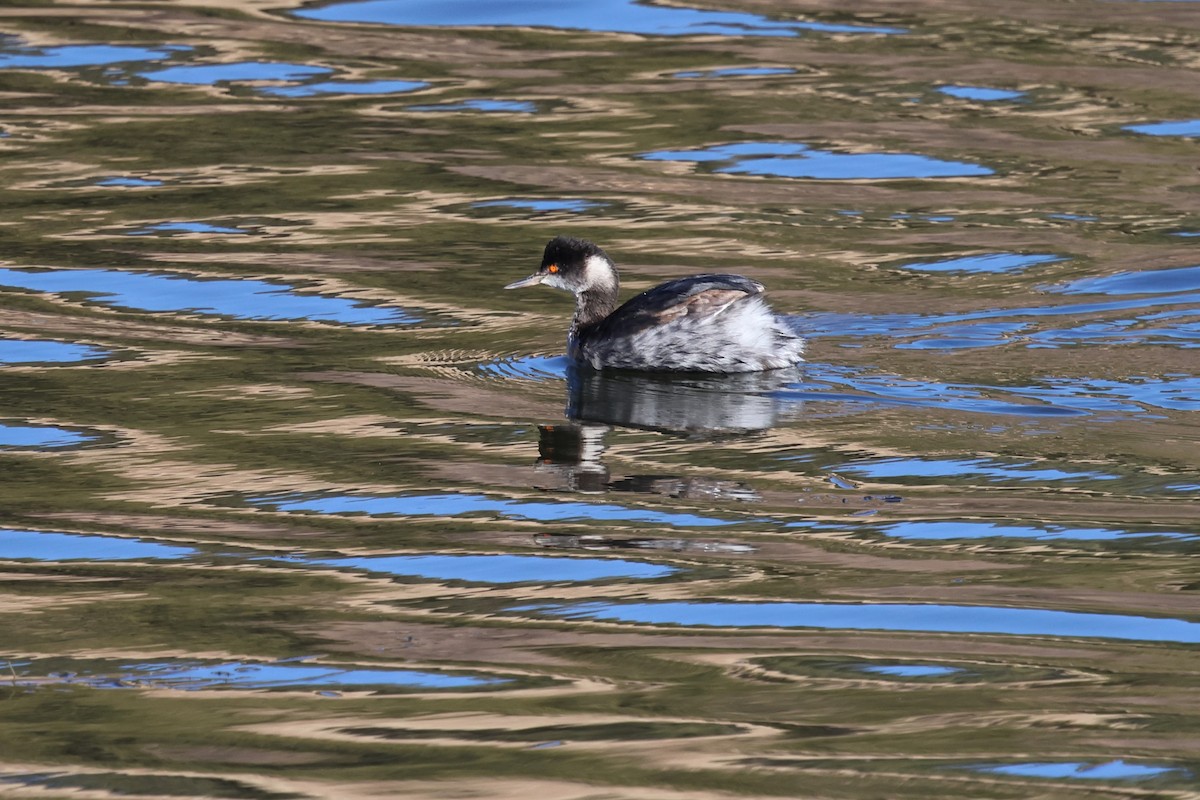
[582, 254, 618, 293]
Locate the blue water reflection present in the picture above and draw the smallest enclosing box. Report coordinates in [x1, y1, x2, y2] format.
[1050, 264, 1200, 295]
[1123, 119, 1200, 137]
[0, 529, 195, 561]
[118, 660, 500, 690]
[407, 99, 537, 113]
[24, 659, 502, 691]
[836, 456, 1119, 483]
[900, 253, 1063, 273]
[476, 355, 571, 380]
[95, 176, 164, 187]
[969, 760, 1184, 780]
[673, 67, 795, 78]
[295, 0, 907, 37]
[522, 601, 1200, 643]
[259, 79, 429, 97]
[642, 142, 993, 179]
[473, 198, 604, 213]
[1016, 374, 1200, 412]
[125, 221, 252, 236]
[300, 553, 676, 583]
[797, 287, 1200, 349]
[0, 43, 189, 69]
[138, 61, 333, 85]
[0, 422, 93, 449]
[475, 354, 1198, 419]
[936, 85, 1025, 101]
[252, 491, 740, 527]
[781, 363, 1197, 417]
[877, 521, 1196, 542]
[0, 267, 417, 325]
[859, 664, 962, 677]
[0, 339, 110, 365]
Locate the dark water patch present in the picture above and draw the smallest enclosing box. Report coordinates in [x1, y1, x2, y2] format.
[293, 0, 907, 37]
[137, 61, 333, 86]
[963, 760, 1187, 781]
[0, 338, 110, 365]
[673, 67, 796, 79]
[642, 142, 993, 180]
[250, 491, 743, 527]
[1046, 212, 1099, 222]
[876, 521, 1197, 543]
[0, 528, 196, 561]
[935, 85, 1025, 101]
[0, 267, 418, 325]
[0, 422, 96, 449]
[407, 99, 538, 113]
[280, 552, 677, 583]
[1050, 264, 1200, 295]
[534, 533, 756, 554]
[472, 198, 606, 213]
[518, 600, 1200, 643]
[0, 771, 299, 800]
[898, 253, 1064, 274]
[124, 221, 255, 236]
[344, 720, 746, 743]
[259, 79, 429, 97]
[0, 43, 191, 70]
[1123, 119, 1200, 137]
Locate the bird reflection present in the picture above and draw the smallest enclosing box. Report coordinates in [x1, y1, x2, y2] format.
[566, 363, 798, 435]
[535, 365, 800, 500]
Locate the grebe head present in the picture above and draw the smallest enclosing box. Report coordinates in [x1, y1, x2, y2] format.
[504, 235, 619, 296]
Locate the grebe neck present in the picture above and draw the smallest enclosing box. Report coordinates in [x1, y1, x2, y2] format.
[571, 288, 618, 333]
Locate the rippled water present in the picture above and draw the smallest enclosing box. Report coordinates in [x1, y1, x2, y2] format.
[1, 1, 1198, 798]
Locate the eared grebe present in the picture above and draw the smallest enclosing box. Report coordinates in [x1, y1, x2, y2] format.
[505, 236, 805, 373]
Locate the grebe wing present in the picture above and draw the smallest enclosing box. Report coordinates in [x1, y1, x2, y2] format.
[605, 274, 765, 327]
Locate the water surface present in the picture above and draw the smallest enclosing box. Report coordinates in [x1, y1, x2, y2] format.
[0, 338, 110, 364]
[295, 0, 907, 36]
[642, 141, 994, 179]
[0, 267, 417, 324]
[1, 0, 1197, 797]
[521, 601, 1200, 643]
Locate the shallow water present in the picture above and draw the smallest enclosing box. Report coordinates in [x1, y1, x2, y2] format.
[0, 0, 1198, 798]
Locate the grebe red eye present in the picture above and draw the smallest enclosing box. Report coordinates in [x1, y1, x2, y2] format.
[547, 264, 559, 274]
